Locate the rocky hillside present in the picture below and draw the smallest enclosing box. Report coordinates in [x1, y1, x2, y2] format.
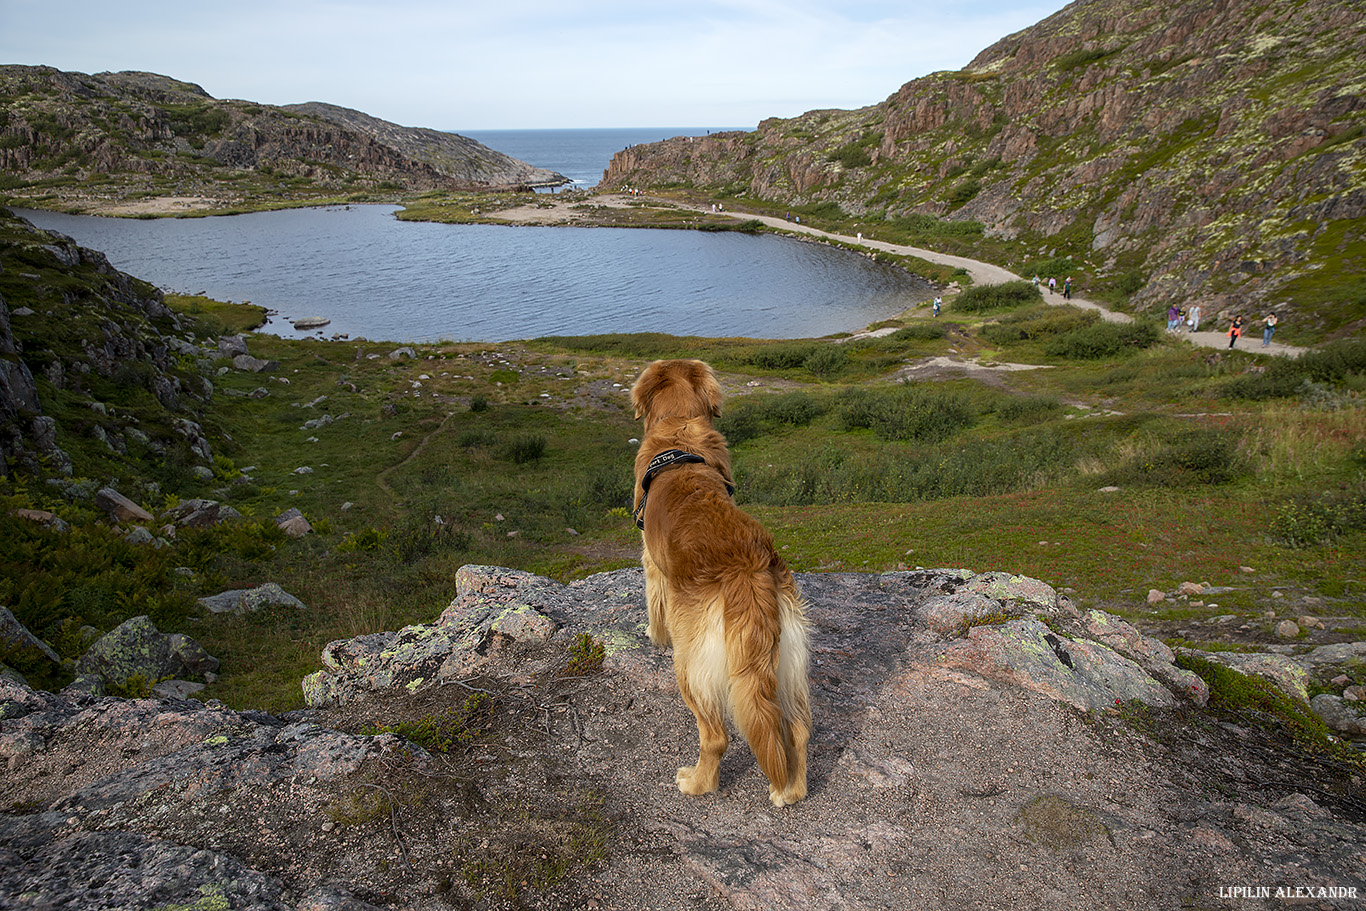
[0, 66, 566, 210]
[0, 206, 217, 482]
[601, 0, 1366, 338]
[282, 101, 561, 187]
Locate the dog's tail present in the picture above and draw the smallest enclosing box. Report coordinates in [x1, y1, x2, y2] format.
[722, 566, 812, 807]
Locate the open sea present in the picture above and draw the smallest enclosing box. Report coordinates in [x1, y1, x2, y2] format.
[16, 127, 935, 343]
[459, 127, 744, 189]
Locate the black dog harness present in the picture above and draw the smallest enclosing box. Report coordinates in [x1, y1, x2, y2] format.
[633, 449, 735, 530]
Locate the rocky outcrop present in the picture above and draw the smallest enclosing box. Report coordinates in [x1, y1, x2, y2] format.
[600, 0, 1366, 335]
[0, 294, 42, 475]
[3, 565, 1364, 910]
[72, 615, 219, 693]
[0, 66, 566, 197]
[285, 102, 566, 187]
[0, 208, 218, 479]
[303, 565, 1208, 712]
[0, 680, 403, 909]
[0, 606, 62, 679]
[198, 582, 307, 615]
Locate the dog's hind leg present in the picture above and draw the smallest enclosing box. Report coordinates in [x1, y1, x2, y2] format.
[642, 546, 671, 647]
[675, 676, 728, 795]
[673, 623, 728, 796]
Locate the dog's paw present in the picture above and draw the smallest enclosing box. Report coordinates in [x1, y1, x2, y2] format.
[675, 766, 717, 796]
[768, 781, 807, 808]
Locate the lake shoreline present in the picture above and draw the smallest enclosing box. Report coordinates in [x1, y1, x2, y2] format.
[16, 202, 935, 345]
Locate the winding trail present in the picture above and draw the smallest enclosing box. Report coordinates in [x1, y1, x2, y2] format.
[672, 200, 1308, 358]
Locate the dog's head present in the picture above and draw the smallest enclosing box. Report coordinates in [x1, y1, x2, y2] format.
[632, 359, 723, 431]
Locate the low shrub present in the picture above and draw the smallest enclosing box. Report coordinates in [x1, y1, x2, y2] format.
[837, 383, 977, 443]
[564, 633, 606, 676]
[501, 434, 547, 464]
[1104, 429, 1244, 487]
[890, 323, 949, 341]
[336, 527, 387, 552]
[737, 428, 1077, 505]
[804, 345, 849, 378]
[369, 692, 494, 753]
[796, 201, 845, 222]
[947, 179, 980, 207]
[1043, 321, 1159, 359]
[981, 306, 1097, 345]
[715, 403, 763, 446]
[1022, 255, 1080, 279]
[885, 213, 985, 239]
[716, 391, 831, 446]
[1270, 485, 1366, 547]
[829, 144, 872, 168]
[748, 344, 818, 371]
[1225, 338, 1366, 400]
[952, 280, 1042, 313]
[996, 395, 1064, 425]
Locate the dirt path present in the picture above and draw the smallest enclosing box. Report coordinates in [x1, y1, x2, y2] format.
[624, 195, 1309, 358]
[85, 190, 1307, 357]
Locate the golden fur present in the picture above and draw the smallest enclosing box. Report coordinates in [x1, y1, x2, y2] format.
[631, 359, 812, 807]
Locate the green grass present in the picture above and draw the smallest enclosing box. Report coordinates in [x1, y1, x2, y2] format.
[5, 288, 1366, 713]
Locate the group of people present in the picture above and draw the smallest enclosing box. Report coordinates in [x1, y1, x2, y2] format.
[1225, 312, 1280, 348]
[1167, 304, 1280, 348]
[1032, 274, 1073, 299]
[1166, 303, 1201, 333]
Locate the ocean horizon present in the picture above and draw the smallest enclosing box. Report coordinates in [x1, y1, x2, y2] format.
[456, 127, 751, 189]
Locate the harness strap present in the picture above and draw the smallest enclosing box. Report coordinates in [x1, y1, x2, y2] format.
[633, 449, 734, 530]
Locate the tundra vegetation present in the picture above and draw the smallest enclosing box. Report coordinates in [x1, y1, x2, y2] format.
[2, 280, 1364, 712]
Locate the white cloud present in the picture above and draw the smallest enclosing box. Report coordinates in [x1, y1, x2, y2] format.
[0, 0, 1064, 128]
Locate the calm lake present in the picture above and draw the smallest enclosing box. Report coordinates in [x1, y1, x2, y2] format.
[18, 205, 934, 344]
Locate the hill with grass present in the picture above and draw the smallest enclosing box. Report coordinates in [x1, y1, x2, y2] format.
[0, 65, 566, 213]
[600, 0, 1366, 342]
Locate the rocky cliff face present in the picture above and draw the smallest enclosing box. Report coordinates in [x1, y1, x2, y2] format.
[601, 0, 1366, 337]
[0, 66, 566, 201]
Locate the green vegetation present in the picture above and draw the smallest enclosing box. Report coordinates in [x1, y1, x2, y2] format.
[952, 280, 1042, 313]
[367, 692, 496, 752]
[1177, 653, 1360, 764]
[563, 633, 606, 677]
[3, 214, 1366, 721]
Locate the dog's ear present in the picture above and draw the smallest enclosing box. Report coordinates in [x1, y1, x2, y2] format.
[693, 360, 723, 418]
[632, 360, 666, 420]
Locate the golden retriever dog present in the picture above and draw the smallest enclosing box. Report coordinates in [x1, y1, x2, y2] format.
[631, 359, 811, 807]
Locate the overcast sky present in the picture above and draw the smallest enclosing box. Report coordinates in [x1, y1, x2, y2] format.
[1, 1, 1066, 131]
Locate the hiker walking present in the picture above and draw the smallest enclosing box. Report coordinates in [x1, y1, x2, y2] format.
[1063, 277, 1072, 299]
[1227, 315, 1244, 349]
[1167, 304, 1181, 332]
[1048, 276, 1057, 295]
[1263, 312, 1279, 346]
[932, 296, 942, 317]
[1187, 303, 1201, 332]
